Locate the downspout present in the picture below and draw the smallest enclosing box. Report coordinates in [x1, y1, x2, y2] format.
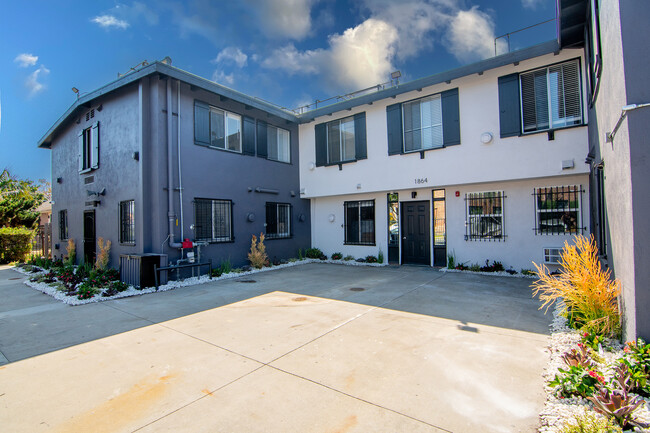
[177, 80, 184, 242]
[167, 78, 182, 249]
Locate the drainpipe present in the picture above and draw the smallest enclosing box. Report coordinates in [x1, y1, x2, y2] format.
[177, 80, 184, 242]
[167, 78, 182, 249]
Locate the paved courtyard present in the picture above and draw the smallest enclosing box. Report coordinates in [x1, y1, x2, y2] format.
[0, 263, 550, 432]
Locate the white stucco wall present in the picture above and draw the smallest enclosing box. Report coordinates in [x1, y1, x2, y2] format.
[311, 174, 589, 270]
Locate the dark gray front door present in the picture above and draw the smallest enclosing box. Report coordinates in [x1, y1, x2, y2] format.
[83, 210, 96, 265]
[401, 201, 430, 265]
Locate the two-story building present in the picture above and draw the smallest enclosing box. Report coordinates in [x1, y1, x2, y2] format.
[298, 41, 590, 272]
[38, 62, 310, 272]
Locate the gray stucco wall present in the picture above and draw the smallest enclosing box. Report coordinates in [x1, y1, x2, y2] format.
[587, 0, 650, 340]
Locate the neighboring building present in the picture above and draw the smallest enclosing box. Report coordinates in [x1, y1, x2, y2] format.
[557, 0, 650, 340]
[38, 62, 310, 270]
[298, 41, 591, 272]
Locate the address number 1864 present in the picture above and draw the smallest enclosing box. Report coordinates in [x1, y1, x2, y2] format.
[414, 178, 428, 184]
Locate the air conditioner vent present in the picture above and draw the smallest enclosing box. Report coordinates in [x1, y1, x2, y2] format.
[543, 247, 562, 264]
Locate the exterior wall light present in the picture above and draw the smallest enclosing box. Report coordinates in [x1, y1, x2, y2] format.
[480, 132, 493, 144]
[309, 162, 316, 170]
[328, 214, 335, 222]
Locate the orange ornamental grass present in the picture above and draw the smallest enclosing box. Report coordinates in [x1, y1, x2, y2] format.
[531, 235, 621, 338]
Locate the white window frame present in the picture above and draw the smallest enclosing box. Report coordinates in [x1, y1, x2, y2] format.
[209, 107, 242, 153]
[268, 126, 291, 163]
[326, 116, 355, 164]
[402, 94, 443, 153]
[78, 122, 99, 173]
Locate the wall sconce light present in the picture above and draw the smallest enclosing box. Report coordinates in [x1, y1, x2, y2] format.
[298, 213, 306, 222]
[247, 213, 256, 222]
[480, 132, 493, 144]
[309, 162, 316, 170]
[328, 214, 335, 222]
[132, 151, 139, 161]
[56, 177, 63, 184]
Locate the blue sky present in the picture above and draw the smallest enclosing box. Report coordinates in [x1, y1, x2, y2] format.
[0, 0, 555, 182]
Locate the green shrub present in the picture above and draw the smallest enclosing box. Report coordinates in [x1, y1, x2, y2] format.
[619, 338, 650, 397]
[297, 248, 303, 260]
[365, 255, 378, 263]
[343, 255, 354, 261]
[218, 258, 232, 275]
[521, 268, 535, 276]
[77, 282, 99, 300]
[305, 248, 323, 259]
[331, 252, 343, 260]
[377, 248, 384, 264]
[447, 252, 456, 269]
[469, 263, 481, 272]
[561, 412, 622, 433]
[0, 227, 34, 263]
[549, 365, 605, 398]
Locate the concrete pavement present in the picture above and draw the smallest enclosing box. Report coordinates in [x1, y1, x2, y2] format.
[0, 263, 550, 432]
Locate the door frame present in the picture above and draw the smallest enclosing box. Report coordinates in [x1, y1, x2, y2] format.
[83, 209, 96, 265]
[400, 200, 431, 265]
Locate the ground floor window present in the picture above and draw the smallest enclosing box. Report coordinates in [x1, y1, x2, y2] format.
[119, 200, 135, 244]
[266, 202, 291, 239]
[465, 191, 505, 241]
[344, 200, 375, 245]
[194, 198, 233, 242]
[533, 185, 583, 234]
[59, 209, 68, 240]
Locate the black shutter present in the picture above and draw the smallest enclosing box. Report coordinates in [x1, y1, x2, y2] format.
[315, 122, 327, 167]
[256, 121, 268, 158]
[353, 112, 367, 160]
[194, 101, 210, 146]
[242, 116, 256, 156]
[498, 73, 521, 138]
[441, 88, 461, 146]
[386, 103, 403, 155]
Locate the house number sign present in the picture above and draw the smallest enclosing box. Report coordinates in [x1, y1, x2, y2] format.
[414, 177, 428, 185]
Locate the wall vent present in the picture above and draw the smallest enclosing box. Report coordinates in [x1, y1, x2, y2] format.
[543, 247, 562, 264]
[84, 176, 94, 184]
[85, 109, 95, 122]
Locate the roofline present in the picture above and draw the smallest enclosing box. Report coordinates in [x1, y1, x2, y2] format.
[38, 62, 299, 148]
[295, 40, 561, 123]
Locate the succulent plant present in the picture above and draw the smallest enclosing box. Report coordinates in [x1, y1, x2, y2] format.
[562, 343, 596, 368]
[587, 378, 649, 429]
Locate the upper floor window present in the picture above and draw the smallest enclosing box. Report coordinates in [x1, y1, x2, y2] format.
[194, 198, 233, 242]
[520, 60, 582, 133]
[387, 88, 460, 156]
[533, 185, 583, 235]
[194, 101, 242, 153]
[265, 202, 291, 239]
[403, 95, 443, 152]
[465, 191, 505, 241]
[78, 122, 99, 172]
[119, 200, 135, 244]
[314, 113, 366, 167]
[59, 210, 68, 240]
[268, 126, 290, 163]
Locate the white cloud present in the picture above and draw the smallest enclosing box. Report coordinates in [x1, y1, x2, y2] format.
[214, 47, 248, 68]
[522, 0, 544, 9]
[91, 15, 129, 29]
[14, 53, 38, 68]
[25, 65, 50, 97]
[212, 70, 235, 86]
[445, 6, 505, 62]
[114, 2, 159, 25]
[244, 0, 314, 40]
[262, 18, 398, 92]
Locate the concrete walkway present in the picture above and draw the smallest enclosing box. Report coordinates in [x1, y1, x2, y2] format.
[0, 264, 550, 432]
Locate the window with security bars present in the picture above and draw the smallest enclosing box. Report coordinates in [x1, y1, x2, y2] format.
[59, 210, 68, 240]
[403, 94, 443, 152]
[534, 185, 583, 235]
[344, 200, 375, 245]
[266, 203, 291, 239]
[119, 200, 135, 244]
[194, 198, 232, 242]
[520, 60, 582, 133]
[465, 191, 505, 241]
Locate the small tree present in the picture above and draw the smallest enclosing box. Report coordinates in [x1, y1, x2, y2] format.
[95, 237, 111, 270]
[248, 233, 268, 269]
[0, 169, 46, 229]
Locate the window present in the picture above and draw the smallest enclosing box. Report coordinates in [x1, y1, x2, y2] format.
[465, 191, 505, 241]
[119, 200, 135, 244]
[268, 126, 290, 163]
[59, 210, 68, 240]
[266, 203, 291, 239]
[78, 122, 99, 172]
[403, 95, 443, 152]
[314, 113, 366, 167]
[387, 193, 399, 247]
[387, 88, 460, 155]
[344, 200, 375, 245]
[194, 198, 233, 242]
[534, 185, 583, 235]
[520, 60, 582, 133]
[194, 101, 241, 153]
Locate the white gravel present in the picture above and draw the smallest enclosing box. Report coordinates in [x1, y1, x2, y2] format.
[539, 302, 650, 432]
[12, 258, 388, 306]
[440, 267, 537, 279]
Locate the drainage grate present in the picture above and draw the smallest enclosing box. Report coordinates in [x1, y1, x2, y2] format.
[238, 279, 256, 283]
[349, 287, 365, 292]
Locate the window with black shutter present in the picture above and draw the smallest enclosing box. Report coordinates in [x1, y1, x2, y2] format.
[314, 113, 366, 166]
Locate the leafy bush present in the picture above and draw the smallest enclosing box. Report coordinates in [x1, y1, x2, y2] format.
[102, 280, 129, 297]
[521, 269, 535, 276]
[0, 227, 34, 263]
[76, 262, 93, 280]
[532, 235, 621, 338]
[305, 248, 323, 259]
[355, 257, 366, 263]
[480, 260, 504, 272]
[619, 338, 650, 397]
[331, 252, 343, 260]
[297, 248, 303, 260]
[211, 269, 222, 277]
[77, 282, 99, 300]
[455, 263, 468, 270]
[95, 237, 111, 270]
[549, 365, 605, 398]
[218, 258, 232, 275]
[365, 255, 378, 263]
[469, 263, 481, 272]
[562, 343, 596, 369]
[447, 253, 456, 269]
[560, 412, 622, 433]
[581, 331, 606, 352]
[248, 233, 268, 269]
[377, 248, 384, 264]
[57, 266, 82, 293]
[587, 369, 649, 430]
[343, 255, 354, 261]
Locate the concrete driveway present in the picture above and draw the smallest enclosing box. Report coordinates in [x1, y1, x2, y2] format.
[0, 263, 550, 432]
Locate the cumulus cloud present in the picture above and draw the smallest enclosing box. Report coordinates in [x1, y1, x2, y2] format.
[522, 0, 544, 9]
[214, 47, 248, 68]
[244, 0, 314, 40]
[92, 15, 129, 29]
[14, 53, 38, 68]
[212, 70, 235, 86]
[445, 6, 505, 62]
[25, 65, 50, 97]
[262, 18, 398, 91]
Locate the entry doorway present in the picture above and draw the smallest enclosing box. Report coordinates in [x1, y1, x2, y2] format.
[432, 189, 447, 266]
[83, 210, 96, 265]
[401, 201, 430, 265]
